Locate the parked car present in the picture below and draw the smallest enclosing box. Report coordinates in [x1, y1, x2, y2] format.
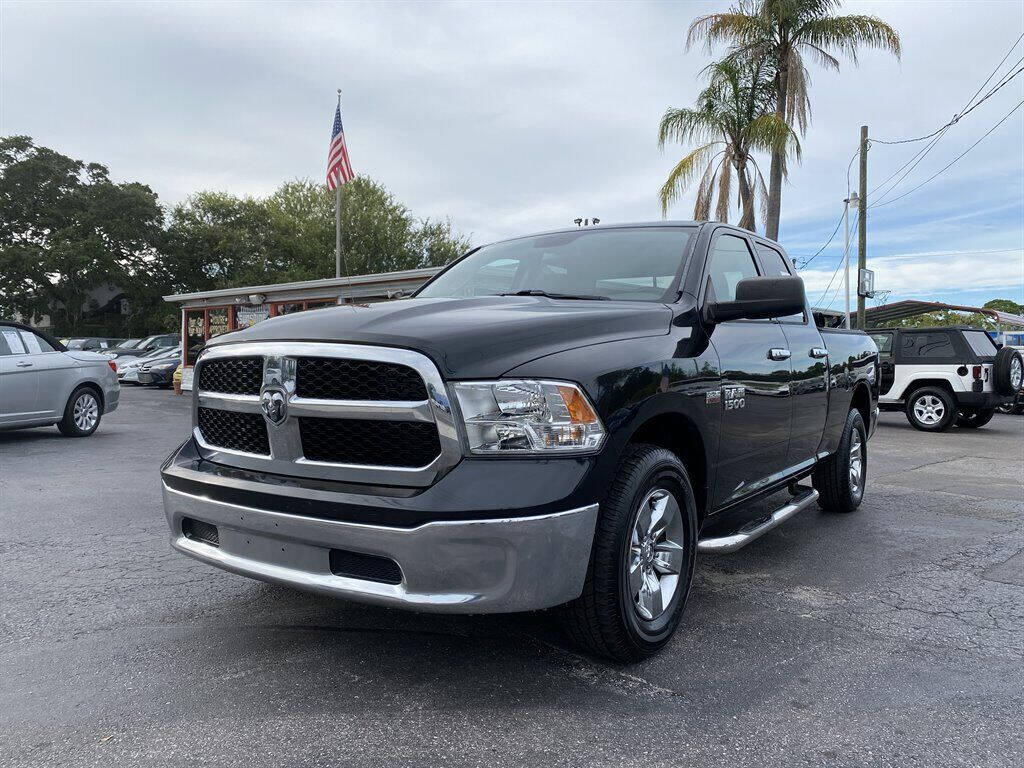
[64, 337, 125, 351]
[0, 321, 119, 436]
[161, 221, 878, 661]
[137, 357, 180, 388]
[119, 346, 181, 384]
[995, 345, 1024, 414]
[104, 333, 181, 360]
[868, 327, 1022, 431]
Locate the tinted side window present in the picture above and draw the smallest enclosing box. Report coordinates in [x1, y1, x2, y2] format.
[869, 333, 893, 355]
[755, 244, 791, 276]
[755, 243, 804, 322]
[900, 332, 954, 359]
[0, 328, 13, 356]
[707, 234, 759, 302]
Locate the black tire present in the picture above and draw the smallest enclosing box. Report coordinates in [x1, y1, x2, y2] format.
[905, 386, 955, 432]
[812, 409, 867, 514]
[956, 408, 995, 428]
[993, 347, 1024, 396]
[57, 386, 102, 437]
[559, 444, 697, 662]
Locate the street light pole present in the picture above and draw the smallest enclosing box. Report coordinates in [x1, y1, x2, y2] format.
[842, 191, 859, 329]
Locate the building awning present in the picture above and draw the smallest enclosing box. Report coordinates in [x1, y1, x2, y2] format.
[864, 300, 1024, 328]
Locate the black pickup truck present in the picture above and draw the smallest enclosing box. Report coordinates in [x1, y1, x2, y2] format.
[162, 222, 878, 661]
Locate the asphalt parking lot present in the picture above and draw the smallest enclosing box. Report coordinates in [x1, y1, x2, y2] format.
[2, 386, 1022, 767]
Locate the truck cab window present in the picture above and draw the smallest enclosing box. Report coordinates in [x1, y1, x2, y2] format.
[706, 234, 759, 302]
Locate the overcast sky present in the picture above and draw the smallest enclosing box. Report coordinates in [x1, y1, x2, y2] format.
[2, 0, 1022, 310]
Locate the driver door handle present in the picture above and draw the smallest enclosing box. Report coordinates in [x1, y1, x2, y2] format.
[767, 348, 791, 361]
[15, 361, 34, 368]
[809, 347, 829, 359]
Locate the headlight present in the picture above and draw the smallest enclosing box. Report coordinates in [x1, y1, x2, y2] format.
[451, 380, 605, 454]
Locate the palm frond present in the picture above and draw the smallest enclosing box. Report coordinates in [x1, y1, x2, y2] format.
[686, 11, 769, 52]
[658, 107, 718, 149]
[798, 41, 840, 71]
[694, 153, 725, 221]
[659, 141, 720, 216]
[748, 157, 770, 225]
[716, 150, 734, 222]
[797, 15, 902, 65]
[745, 113, 801, 162]
[785, 48, 812, 134]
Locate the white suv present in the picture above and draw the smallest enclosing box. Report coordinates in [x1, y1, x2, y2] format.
[869, 327, 1023, 431]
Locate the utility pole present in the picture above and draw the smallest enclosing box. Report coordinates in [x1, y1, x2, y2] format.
[856, 125, 868, 329]
[842, 190, 858, 329]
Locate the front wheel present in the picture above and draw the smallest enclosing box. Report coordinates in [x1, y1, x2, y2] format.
[956, 408, 995, 428]
[560, 444, 697, 662]
[813, 409, 867, 513]
[905, 387, 955, 432]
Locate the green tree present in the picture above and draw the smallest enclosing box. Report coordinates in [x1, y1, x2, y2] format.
[0, 135, 168, 333]
[688, 0, 901, 239]
[659, 55, 798, 231]
[166, 177, 469, 290]
[984, 298, 1024, 315]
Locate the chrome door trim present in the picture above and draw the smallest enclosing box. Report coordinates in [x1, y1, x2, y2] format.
[192, 342, 461, 487]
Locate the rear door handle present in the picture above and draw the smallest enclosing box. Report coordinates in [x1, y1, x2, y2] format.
[767, 348, 791, 361]
[15, 361, 33, 368]
[809, 347, 829, 359]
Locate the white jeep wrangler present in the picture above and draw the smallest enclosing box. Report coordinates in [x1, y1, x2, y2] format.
[868, 327, 1023, 432]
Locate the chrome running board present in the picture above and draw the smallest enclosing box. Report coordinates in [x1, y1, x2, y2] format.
[697, 488, 819, 554]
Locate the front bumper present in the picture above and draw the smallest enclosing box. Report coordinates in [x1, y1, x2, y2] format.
[138, 369, 174, 385]
[162, 482, 598, 614]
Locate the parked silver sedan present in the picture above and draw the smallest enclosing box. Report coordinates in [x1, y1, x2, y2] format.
[0, 321, 120, 436]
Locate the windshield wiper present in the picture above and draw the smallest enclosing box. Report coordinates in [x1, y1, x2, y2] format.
[497, 289, 610, 301]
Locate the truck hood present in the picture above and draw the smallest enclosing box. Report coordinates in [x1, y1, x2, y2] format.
[209, 296, 673, 377]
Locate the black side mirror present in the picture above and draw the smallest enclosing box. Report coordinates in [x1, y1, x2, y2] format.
[705, 275, 806, 323]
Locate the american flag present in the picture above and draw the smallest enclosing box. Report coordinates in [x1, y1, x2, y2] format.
[326, 103, 354, 190]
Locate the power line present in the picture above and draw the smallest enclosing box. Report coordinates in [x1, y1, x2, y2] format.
[871, 98, 1024, 209]
[872, 33, 1023, 145]
[794, 148, 859, 270]
[868, 34, 1024, 203]
[813, 212, 858, 308]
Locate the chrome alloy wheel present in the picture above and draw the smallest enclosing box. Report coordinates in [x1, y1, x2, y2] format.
[1011, 356, 1023, 390]
[913, 394, 945, 425]
[73, 393, 99, 431]
[627, 488, 685, 621]
[848, 429, 864, 497]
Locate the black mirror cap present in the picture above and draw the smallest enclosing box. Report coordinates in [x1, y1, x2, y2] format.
[705, 275, 806, 323]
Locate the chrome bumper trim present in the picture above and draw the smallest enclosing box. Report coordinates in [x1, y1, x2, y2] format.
[162, 483, 598, 614]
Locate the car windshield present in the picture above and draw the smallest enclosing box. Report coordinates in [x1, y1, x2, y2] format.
[417, 227, 694, 302]
[65, 339, 89, 349]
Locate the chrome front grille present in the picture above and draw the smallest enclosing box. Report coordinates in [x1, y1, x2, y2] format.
[192, 342, 461, 487]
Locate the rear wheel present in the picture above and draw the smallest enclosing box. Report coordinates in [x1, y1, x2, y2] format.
[956, 408, 995, 428]
[905, 386, 955, 432]
[813, 409, 867, 513]
[560, 444, 697, 662]
[57, 386, 102, 437]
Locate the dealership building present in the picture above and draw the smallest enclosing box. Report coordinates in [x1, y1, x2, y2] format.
[163, 267, 440, 389]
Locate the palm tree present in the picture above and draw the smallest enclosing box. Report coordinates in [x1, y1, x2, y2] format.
[688, 0, 901, 240]
[659, 56, 798, 232]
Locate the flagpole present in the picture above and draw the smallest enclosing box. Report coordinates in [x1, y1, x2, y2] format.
[335, 89, 342, 280]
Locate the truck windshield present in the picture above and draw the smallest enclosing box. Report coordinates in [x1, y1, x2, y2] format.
[417, 227, 694, 302]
